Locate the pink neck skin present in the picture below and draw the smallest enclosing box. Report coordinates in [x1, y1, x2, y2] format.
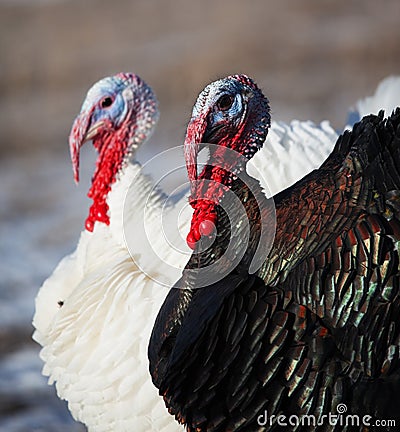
[85, 127, 131, 232]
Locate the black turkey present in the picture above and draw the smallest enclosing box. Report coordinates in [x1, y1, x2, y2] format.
[149, 74, 400, 431]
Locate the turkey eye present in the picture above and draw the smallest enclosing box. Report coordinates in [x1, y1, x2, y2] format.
[101, 96, 113, 108]
[217, 94, 234, 111]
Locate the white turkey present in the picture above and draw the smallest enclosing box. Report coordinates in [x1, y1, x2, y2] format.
[33, 72, 399, 431]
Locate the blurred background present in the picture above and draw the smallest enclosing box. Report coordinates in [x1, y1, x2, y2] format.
[1, 0, 400, 430]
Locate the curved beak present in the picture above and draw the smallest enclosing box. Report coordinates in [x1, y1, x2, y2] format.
[69, 109, 105, 184]
[184, 113, 209, 197]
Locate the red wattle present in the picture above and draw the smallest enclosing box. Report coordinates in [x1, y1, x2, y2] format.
[186, 231, 198, 250]
[85, 219, 94, 232]
[199, 219, 215, 236]
[84, 132, 129, 232]
[186, 199, 218, 249]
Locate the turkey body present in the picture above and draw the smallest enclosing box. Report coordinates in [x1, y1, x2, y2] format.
[149, 75, 400, 432]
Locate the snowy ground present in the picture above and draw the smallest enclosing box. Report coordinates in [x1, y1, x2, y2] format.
[0, 151, 90, 431]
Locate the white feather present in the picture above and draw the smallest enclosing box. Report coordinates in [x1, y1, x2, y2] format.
[356, 75, 400, 119]
[345, 75, 400, 129]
